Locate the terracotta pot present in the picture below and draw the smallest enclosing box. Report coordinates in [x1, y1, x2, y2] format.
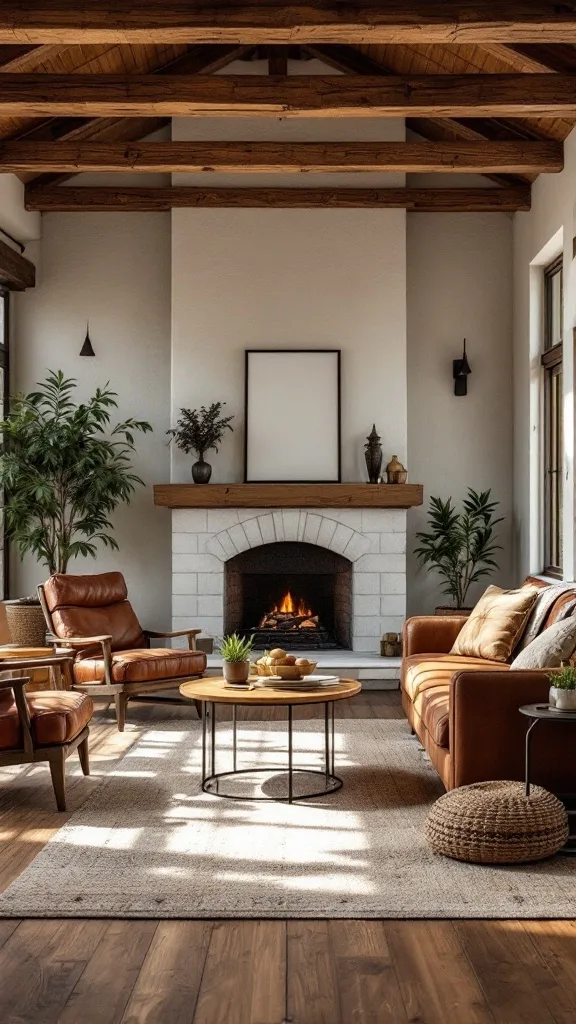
[435, 606, 473, 617]
[223, 661, 250, 684]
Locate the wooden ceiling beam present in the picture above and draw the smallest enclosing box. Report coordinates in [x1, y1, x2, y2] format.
[7, 140, 563, 174]
[484, 43, 576, 73]
[2, 74, 576, 118]
[2, 3, 576, 46]
[24, 185, 532, 213]
[0, 237, 35, 290]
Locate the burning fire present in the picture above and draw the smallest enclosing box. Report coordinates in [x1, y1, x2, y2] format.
[258, 590, 318, 630]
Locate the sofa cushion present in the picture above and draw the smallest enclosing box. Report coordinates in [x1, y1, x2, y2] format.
[451, 585, 539, 662]
[0, 690, 93, 750]
[419, 687, 450, 748]
[73, 647, 207, 685]
[511, 615, 576, 669]
[404, 653, 507, 703]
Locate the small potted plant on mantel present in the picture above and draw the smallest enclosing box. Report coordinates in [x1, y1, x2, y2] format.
[0, 370, 151, 645]
[219, 633, 255, 686]
[414, 488, 503, 615]
[167, 402, 234, 483]
[548, 666, 576, 712]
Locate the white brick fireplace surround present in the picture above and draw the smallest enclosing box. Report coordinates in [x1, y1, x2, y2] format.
[172, 507, 406, 653]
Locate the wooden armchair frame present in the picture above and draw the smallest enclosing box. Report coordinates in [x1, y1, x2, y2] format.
[38, 584, 204, 730]
[0, 675, 90, 811]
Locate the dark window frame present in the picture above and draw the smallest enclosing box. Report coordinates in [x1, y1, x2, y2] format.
[0, 288, 9, 599]
[542, 256, 563, 578]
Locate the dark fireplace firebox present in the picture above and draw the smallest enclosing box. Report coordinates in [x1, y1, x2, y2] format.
[225, 542, 352, 650]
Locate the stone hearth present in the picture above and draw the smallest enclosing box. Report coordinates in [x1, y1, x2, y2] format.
[172, 507, 406, 652]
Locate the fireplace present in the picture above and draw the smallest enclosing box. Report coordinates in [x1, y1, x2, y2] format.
[225, 542, 352, 650]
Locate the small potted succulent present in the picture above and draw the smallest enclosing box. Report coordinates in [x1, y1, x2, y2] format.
[548, 666, 576, 711]
[167, 402, 234, 483]
[219, 633, 254, 685]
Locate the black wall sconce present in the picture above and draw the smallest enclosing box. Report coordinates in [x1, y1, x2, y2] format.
[453, 339, 471, 396]
[79, 321, 95, 357]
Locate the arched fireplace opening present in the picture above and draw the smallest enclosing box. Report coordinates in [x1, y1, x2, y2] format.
[225, 542, 352, 650]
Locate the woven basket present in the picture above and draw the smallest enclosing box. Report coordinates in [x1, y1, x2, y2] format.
[426, 780, 569, 864]
[4, 602, 47, 647]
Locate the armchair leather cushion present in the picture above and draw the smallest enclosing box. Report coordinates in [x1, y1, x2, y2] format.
[44, 571, 128, 610]
[0, 691, 93, 750]
[52, 602, 145, 654]
[73, 647, 207, 685]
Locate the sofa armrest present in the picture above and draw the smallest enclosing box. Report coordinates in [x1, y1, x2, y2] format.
[449, 669, 576, 791]
[403, 615, 468, 658]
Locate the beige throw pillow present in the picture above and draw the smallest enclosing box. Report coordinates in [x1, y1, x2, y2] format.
[450, 585, 539, 663]
[511, 616, 576, 669]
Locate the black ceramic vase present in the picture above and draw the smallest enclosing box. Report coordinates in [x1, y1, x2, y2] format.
[192, 457, 212, 484]
[364, 424, 383, 484]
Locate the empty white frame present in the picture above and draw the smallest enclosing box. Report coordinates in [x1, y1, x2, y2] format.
[244, 349, 341, 482]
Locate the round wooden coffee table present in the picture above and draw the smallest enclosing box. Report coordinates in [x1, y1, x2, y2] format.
[180, 677, 361, 803]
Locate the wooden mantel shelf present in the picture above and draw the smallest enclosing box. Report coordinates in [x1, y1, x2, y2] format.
[153, 483, 423, 509]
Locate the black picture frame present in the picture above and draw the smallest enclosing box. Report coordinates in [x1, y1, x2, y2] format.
[244, 349, 342, 483]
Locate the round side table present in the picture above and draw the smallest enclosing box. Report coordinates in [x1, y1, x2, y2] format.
[180, 677, 361, 803]
[520, 702, 576, 854]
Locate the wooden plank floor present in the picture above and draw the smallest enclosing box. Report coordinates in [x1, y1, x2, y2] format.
[1, 692, 576, 1024]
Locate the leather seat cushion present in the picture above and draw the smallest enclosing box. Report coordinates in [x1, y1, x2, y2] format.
[418, 685, 450, 748]
[73, 647, 207, 684]
[0, 691, 93, 750]
[403, 653, 508, 703]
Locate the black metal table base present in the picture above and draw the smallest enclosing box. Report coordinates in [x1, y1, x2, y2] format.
[523, 706, 576, 856]
[201, 699, 342, 803]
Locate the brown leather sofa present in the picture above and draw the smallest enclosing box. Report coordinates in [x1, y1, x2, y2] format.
[39, 572, 207, 730]
[402, 579, 576, 793]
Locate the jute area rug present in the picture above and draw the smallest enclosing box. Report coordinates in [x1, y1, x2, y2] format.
[1, 717, 576, 919]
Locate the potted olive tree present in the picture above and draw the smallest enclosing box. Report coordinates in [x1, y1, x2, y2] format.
[167, 402, 234, 483]
[414, 488, 503, 614]
[0, 370, 151, 644]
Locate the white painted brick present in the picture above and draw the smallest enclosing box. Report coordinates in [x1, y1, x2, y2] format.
[303, 513, 322, 546]
[380, 616, 405, 634]
[272, 510, 285, 542]
[237, 508, 266, 523]
[197, 595, 223, 617]
[379, 533, 407, 554]
[363, 533, 381, 554]
[228, 523, 250, 553]
[198, 533, 212, 553]
[353, 616, 382, 637]
[362, 509, 406, 533]
[380, 595, 406, 616]
[297, 512, 306, 542]
[172, 533, 198, 554]
[355, 554, 405, 573]
[358, 668, 400, 681]
[353, 573, 380, 595]
[329, 522, 353, 555]
[283, 510, 300, 541]
[215, 532, 237, 559]
[258, 514, 276, 545]
[172, 596, 198, 618]
[343, 532, 371, 562]
[243, 516, 263, 549]
[180, 616, 222, 635]
[353, 637, 381, 652]
[380, 573, 407, 595]
[207, 535, 228, 561]
[354, 594, 381, 616]
[197, 573, 223, 595]
[207, 510, 239, 533]
[173, 573, 197, 595]
[172, 510, 207, 533]
[323, 509, 363, 530]
[172, 553, 222, 573]
[317, 516, 337, 549]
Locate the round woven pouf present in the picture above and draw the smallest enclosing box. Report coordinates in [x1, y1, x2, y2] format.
[426, 780, 569, 864]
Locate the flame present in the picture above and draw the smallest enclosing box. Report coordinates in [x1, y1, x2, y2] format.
[259, 589, 315, 627]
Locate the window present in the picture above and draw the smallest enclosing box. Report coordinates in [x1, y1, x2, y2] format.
[542, 256, 563, 576]
[0, 290, 8, 599]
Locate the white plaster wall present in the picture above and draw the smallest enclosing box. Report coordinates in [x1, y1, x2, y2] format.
[513, 126, 576, 583]
[407, 212, 514, 613]
[12, 212, 172, 628]
[0, 173, 41, 243]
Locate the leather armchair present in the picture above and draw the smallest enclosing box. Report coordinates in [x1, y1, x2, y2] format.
[38, 572, 207, 731]
[0, 674, 92, 810]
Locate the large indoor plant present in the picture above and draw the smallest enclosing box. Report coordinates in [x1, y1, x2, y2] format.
[0, 370, 151, 643]
[167, 402, 234, 483]
[414, 488, 503, 614]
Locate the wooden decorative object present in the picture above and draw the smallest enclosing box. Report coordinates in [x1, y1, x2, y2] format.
[153, 483, 424, 509]
[386, 455, 408, 484]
